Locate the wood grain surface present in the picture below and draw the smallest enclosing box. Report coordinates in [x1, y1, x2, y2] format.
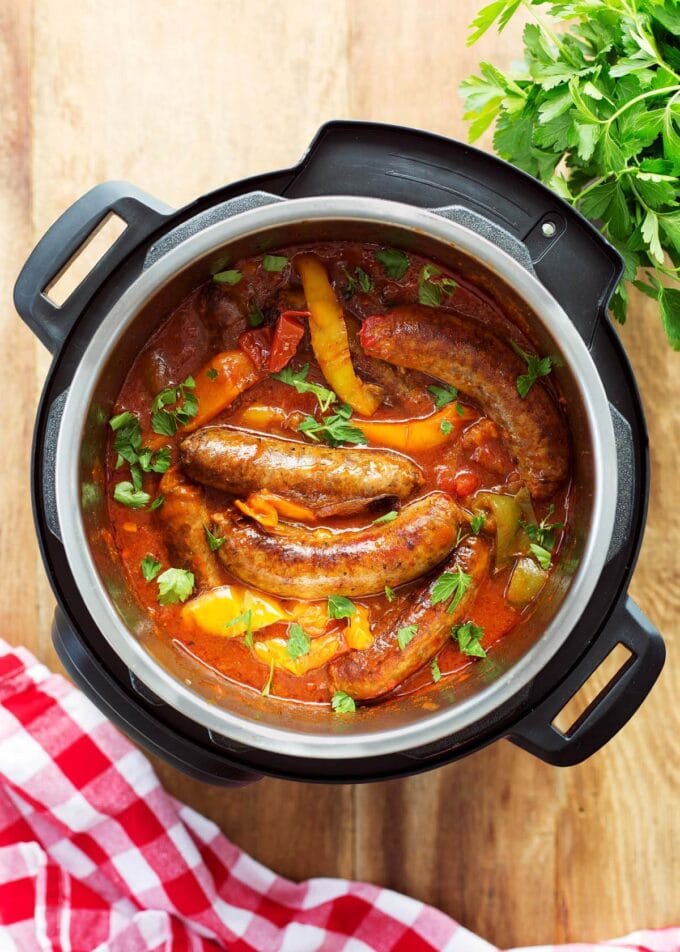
[0, 1, 677, 945]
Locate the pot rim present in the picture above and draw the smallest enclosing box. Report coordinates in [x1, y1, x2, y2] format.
[54, 195, 617, 760]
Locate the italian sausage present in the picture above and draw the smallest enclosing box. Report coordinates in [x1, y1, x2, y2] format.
[157, 468, 223, 589]
[359, 306, 569, 499]
[181, 426, 423, 518]
[329, 536, 491, 700]
[211, 492, 462, 598]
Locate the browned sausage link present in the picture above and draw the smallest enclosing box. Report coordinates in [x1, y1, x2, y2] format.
[212, 492, 461, 599]
[181, 426, 423, 518]
[157, 468, 224, 589]
[359, 306, 569, 499]
[329, 537, 491, 700]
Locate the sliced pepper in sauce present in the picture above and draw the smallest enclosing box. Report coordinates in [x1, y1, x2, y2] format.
[356, 403, 474, 453]
[254, 630, 348, 675]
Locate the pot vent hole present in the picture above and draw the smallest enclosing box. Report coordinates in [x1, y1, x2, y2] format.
[43, 213, 127, 306]
[552, 642, 634, 736]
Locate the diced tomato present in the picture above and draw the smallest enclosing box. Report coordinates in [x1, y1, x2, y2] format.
[453, 471, 481, 497]
[268, 312, 307, 372]
[437, 470, 481, 497]
[238, 327, 273, 370]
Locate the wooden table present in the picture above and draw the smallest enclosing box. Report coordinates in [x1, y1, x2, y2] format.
[1, 1, 677, 945]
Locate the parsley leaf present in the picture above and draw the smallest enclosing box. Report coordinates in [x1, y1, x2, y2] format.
[397, 624, 418, 650]
[286, 623, 311, 660]
[141, 554, 162, 581]
[530, 542, 553, 571]
[247, 303, 266, 327]
[519, 504, 564, 551]
[428, 384, 458, 409]
[157, 567, 194, 605]
[328, 595, 356, 620]
[471, 513, 486, 535]
[332, 690, 356, 713]
[453, 621, 486, 658]
[298, 403, 367, 447]
[113, 481, 150, 509]
[206, 367, 218, 380]
[355, 267, 373, 292]
[151, 376, 198, 435]
[441, 419, 453, 435]
[225, 609, 253, 648]
[212, 269, 242, 285]
[461, 2, 680, 350]
[510, 342, 553, 398]
[431, 567, 473, 613]
[205, 525, 226, 551]
[384, 585, 396, 602]
[373, 510, 398, 525]
[262, 254, 288, 272]
[431, 658, 442, 683]
[418, 265, 457, 307]
[375, 248, 410, 279]
[150, 494, 164, 511]
[272, 363, 337, 412]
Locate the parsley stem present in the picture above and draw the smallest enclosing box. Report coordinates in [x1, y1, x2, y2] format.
[604, 85, 680, 128]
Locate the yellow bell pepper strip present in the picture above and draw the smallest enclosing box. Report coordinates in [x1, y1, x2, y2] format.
[183, 350, 262, 433]
[181, 584, 289, 637]
[474, 490, 533, 567]
[254, 630, 347, 676]
[344, 605, 373, 650]
[296, 254, 383, 415]
[356, 404, 474, 453]
[235, 489, 317, 528]
[182, 584, 330, 638]
[507, 557, 548, 607]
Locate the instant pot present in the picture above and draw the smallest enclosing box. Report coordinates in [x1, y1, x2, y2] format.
[15, 121, 665, 785]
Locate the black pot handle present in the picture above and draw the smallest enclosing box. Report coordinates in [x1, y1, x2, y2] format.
[14, 182, 173, 353]
[508, 597, 665, 766]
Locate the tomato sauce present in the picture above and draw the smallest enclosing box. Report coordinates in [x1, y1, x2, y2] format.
[105, 241, 570, 706]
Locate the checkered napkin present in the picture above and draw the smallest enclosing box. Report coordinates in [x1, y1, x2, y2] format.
[0, 639, 677, 952]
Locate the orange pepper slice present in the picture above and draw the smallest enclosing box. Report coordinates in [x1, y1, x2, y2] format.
[357, 403, 474, 453]
[235, 490, 317, 527]
[183, 350, 262, 432]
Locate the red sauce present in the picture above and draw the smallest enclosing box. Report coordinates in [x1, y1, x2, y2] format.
[105, 241, 571, 706]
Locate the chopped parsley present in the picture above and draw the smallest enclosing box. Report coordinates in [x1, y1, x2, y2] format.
[262, 254, 288, 273]
[431, 567, 473, 613]
[332, 690, 356, 713]
[375, 248, 410, 280]
[286, 623, 311, 660]
[247, 303, 266, 327]
[156, 567, 194, 606]
[151, 376, 198, 436]
[373, 510, 398, 525]
[440, 419, 453, 435]
[520, 504, 564, 551]
[418, 265, 458, 307]
[431, 658, 442, 683]
[113, 481, 150, 509]
[384, 585, 395, 603]
[530, 543, 552, 571]
[109, 410, 170, 508]
[510, 341, 553, 398]
[355, 267, 373, 292]
[150, 494, 165, 511]
[272, 363, 337, 412]
[204, 525, 226, 552]
[140, 554, 162, 581]
[298, 403, 367, 447]
[453, 621, 486, 658]
[328, 595, 356, 620]
[206, 367, 218, 381]
[470, 513, 486, 535]
[225, 609, 253, 648]
[397, 625, 418, 650]
[428, 384, 459, 410]
[212, 269, 242, 285]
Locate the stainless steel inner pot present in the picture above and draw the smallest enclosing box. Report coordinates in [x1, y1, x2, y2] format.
[54, 196, 617, 760]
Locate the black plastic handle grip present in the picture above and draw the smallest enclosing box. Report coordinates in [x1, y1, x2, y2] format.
[508, 597, 665, 766]
[14, 182, 173, 353]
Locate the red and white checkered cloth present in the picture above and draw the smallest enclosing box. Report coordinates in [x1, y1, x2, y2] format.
[0, 638, 676, 952]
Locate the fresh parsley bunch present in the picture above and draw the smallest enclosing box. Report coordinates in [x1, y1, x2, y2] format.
[460, 0, 680, 349]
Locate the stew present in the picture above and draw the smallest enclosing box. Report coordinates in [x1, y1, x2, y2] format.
[105, 241, 571, 710]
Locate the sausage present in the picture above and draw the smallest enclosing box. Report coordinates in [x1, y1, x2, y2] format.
[211, 492, 462, 599]
[180, 426, 423, 518]
[359, 306, 569, 499]
[329, 536, 491, 700]
[157, 468, 223, 589]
